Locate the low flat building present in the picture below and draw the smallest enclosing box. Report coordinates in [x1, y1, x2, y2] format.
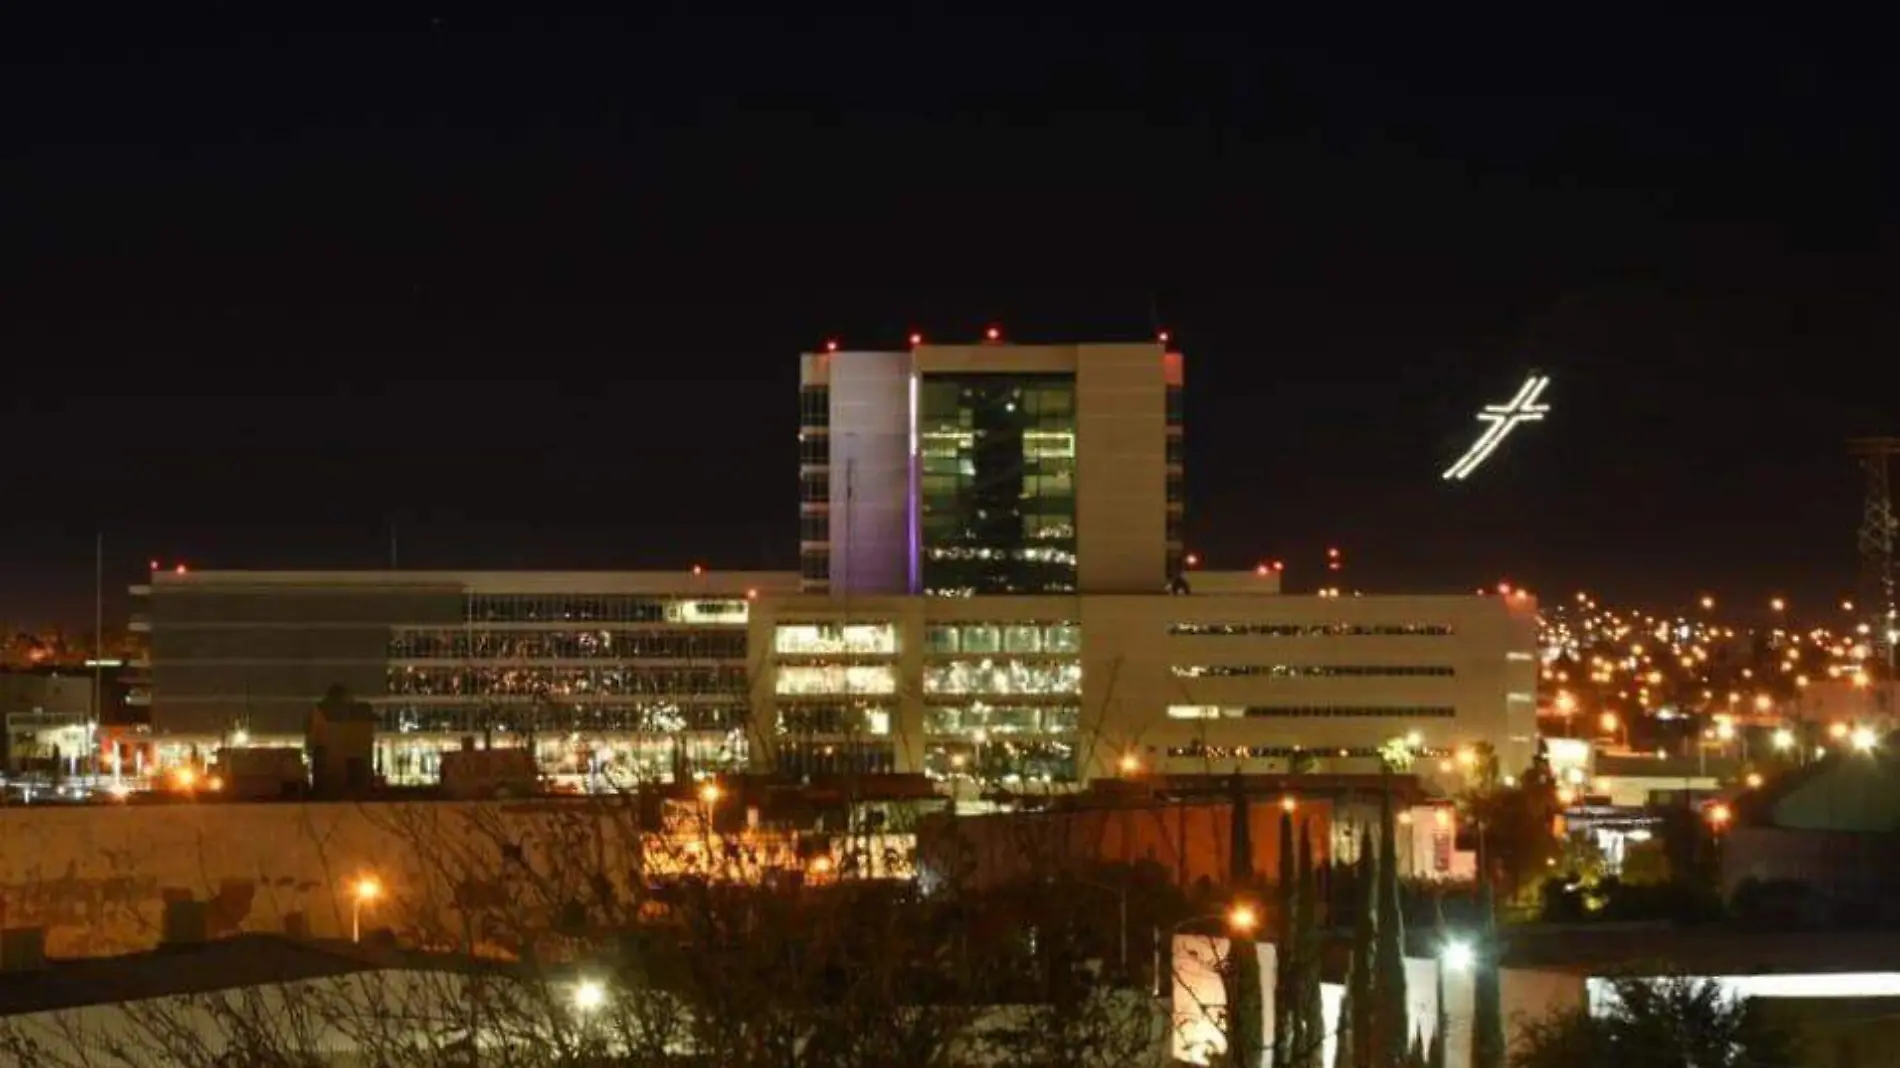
[129, 568, 1535, 790]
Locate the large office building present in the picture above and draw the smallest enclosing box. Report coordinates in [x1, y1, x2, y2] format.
[130, 338, 1538, 788]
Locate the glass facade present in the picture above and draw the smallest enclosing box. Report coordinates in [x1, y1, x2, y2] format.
[377, 593, 755, 786]
[918, 374, 1077, 595]
[923, 621, 1079, 655]
[774, 623, 898, 655]
[1172, 664, 1456, 678]
[922, 659, 1081, 695]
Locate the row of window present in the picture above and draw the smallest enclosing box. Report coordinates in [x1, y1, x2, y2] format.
[389, 629, 748, 661]
[799, 513, 829, 543]
[770, 658, 1085, 696]
[1166, 704, 1458, 719]
[923, 704, 1080, 736]
[1172, 664, 1456, 678]
[775, 623, 898, 655]
[798, 433, 828, 466]
[1166, 744, 1383, 759]
[775, 702, 893, 736]
[465, 596, 748, 625]
[389, 665, 749, 698]
[924, 659, 1080, 695]
[1167, 623, 1456, 637]
[800, 385, 829, 428]
[776, 664, 897, 695]
[800, 551, 830, 581]
[923, 738, 1076, 783]
[383, 702, 749, 734]
[924, 622, 1080, 654]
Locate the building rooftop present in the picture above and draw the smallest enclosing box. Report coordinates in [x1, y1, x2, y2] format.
[140, 570, 800, 596]
[0, 935, 403, 1016]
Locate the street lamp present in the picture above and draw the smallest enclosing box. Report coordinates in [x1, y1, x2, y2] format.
[351, 876, 381, 944]
[1440, 938, 1475, 973]
[1154, 904, 1259, 996]
[572, 978, 607, 1014]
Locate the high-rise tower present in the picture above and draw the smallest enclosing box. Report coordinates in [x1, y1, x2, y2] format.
[799, 340, 1183, 596]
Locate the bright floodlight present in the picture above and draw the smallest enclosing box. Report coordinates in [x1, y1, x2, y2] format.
[1441, 939, 1475, 972]
[1851, 725, 1879, 752]
[572, 978, 607, 1013]
[1444, 374, 1551, 480]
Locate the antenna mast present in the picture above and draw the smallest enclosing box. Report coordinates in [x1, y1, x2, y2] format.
[1850, 437, 1900, 673]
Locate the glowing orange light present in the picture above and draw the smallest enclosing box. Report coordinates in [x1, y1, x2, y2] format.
[745, 588, 758, 600]
[1184, 553, 1199, 568]
[1227, 903, 1258, 933]
[1498, 582, 1513, 595]
[1256, 563, 1270, 575]
[691, 564, 704, 576]
[1271, 560, 1284, 572]
[175, 564, 188, 575]
[809, 855, 833, 875]
[1280, 796, 1296, 812]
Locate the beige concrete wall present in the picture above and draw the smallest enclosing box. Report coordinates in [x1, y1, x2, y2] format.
[746, 592, 1538, 785]
[0, 800, 650, 959]
[1076, 343, 1170, 593]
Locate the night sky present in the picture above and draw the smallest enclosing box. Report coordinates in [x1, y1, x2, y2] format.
[3, 13, 1894, 627]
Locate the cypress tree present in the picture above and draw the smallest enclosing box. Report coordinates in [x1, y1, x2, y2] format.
[1232, 772, 1255, 881]
[1226, 774, 1264, 1068]
[1347, 827, 1374, 1068]
[1427, 899, 1448, 1068]
[1370, 786, 1409, 1067]
[1471, 873, 1505, 1068]
[1273, 807, 1297, 1068]
[1295, 820, 1325, 1067]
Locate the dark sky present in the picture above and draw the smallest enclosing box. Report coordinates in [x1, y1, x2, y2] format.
[3, 12, 1895, 627]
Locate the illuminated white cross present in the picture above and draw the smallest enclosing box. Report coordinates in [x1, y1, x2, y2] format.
[1442, 374, 1550, 480]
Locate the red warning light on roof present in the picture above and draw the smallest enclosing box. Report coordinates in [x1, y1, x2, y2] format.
[1184, 552, 1200, 568]
[1326, 547, 1341, 558]
[909, 332, 923, 347]
[1272, 560, 1284, 572]
[825, 339, 839, 353]
[692, 565, 705, 576]
[1256, 563, 1270, 576]
[1497, 581, 1513, 595]
[148, 559, 159, 571]
[984, 325, 1001, 342]
[1158, 330, 1170, 343]
[174, 564, 187, 575]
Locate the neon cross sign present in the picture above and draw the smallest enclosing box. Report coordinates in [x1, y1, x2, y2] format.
[1442, 373, 1550, 480]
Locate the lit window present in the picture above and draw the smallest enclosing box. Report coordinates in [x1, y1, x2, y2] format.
[922, 659, 1080, 695]
[775, 665, 897, 696]
[774, 623, 898, 655]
